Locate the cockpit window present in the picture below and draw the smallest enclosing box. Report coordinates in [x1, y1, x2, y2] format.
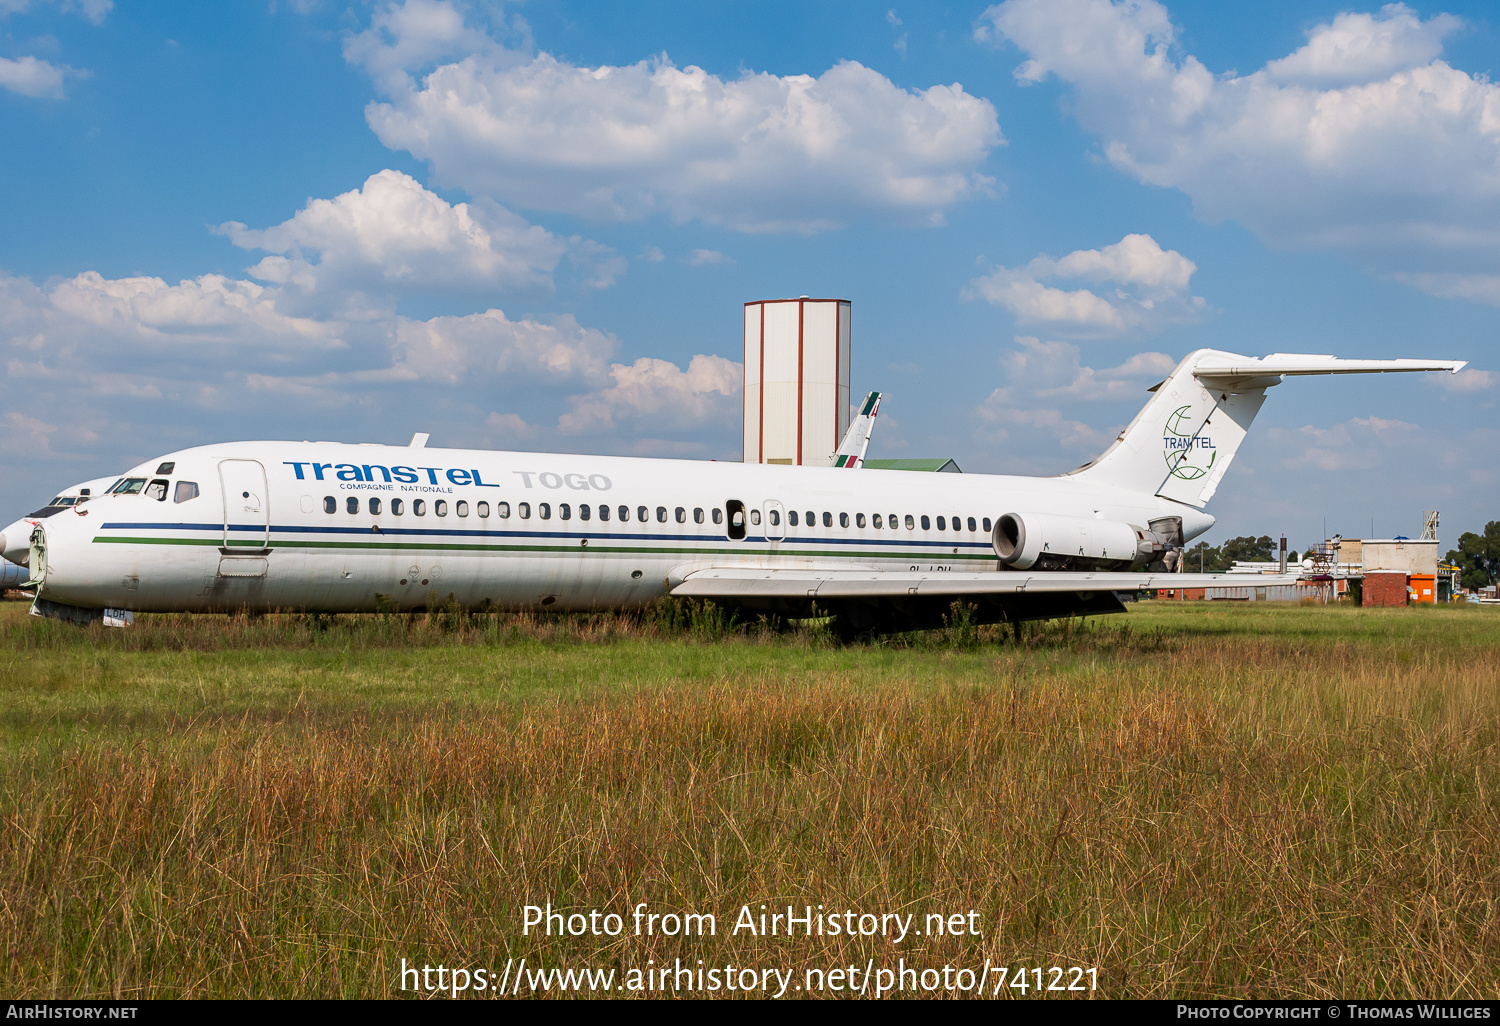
[155, 462, 175, 475]
[49, 496, 76, 507]
[113, 478, 147, 495]
[174, 481, 199, 504]
[145, 479, 168, 501]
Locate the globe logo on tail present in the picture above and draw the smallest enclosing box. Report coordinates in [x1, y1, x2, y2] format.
[1163, 405, 1216, 481]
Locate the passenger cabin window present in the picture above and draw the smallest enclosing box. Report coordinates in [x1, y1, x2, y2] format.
[905, 515, 915, 530]
[823, 512, 832, 528]
[618, 506, 629, 522]
[559, 503, 571, 520]
[693, 508, 704, 524]
[839, 512, 849, 528]
[436, 500, 448, 517]
[598, 505, 609, 521]
[370, 497, 382, 515]
[983, 517, 992, 533]
[478, 501, 489, 517]
[173, 481, 199, 504]
[856, 513, 866, 528]
[539, 502, 551, 520]
[889, 513, 898, 529]
[656, 506, 667, 523]
[579, 504, 590, 521]
[637, 506, 648, 522]
[346, 496, 359, 514]
[457, 500, 470, 517]
[769, 509, 780, 526]
[936, 516, 946, 531]
[968, 517, 977, 532]
[712, 508, 723, 525]
[324, 496, 336, 514]
[725, 499, 747, 541]
[921, 515, 931, 530]
[806, 511, 815, 527]
[414, 499, 427, 516]
[518, 502, 529, 519]
[392, 498, 404, 515]
[872, 513, 882, 529]
[750, 509, 761, 526]
[789, 510, 799, 527]
[675, 507, 685, 524]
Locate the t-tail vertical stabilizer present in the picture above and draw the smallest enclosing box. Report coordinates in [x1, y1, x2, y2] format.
[832, 391, 882, 468]
[1067, 350, 1466, 507]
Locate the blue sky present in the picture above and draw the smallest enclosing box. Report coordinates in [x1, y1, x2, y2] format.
[1, 0, 1495, 550]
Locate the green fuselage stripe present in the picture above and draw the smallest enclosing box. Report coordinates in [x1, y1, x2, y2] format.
[94, 535, 996, 561]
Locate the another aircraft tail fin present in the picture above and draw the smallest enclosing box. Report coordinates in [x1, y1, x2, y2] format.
[1067, 350, 1465, 507]
[832, 391, 882, 468]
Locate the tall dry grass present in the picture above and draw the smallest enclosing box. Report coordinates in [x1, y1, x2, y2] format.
[0, 600, 1495, 998]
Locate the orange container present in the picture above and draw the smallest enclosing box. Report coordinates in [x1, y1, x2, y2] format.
[1409, 574, 1436, 605]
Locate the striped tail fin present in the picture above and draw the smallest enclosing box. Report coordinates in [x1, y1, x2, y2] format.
[832, 391, 882, 468]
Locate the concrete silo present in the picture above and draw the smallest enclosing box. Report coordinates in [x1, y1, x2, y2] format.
[743, 297, 851, 466]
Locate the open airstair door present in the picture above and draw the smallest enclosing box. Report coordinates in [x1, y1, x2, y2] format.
[218, 459, 271, 576]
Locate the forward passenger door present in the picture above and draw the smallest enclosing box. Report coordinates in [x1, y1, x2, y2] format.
[218, 459, 270, 552]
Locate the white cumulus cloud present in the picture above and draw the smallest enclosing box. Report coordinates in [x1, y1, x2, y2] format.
[559, 355, 741, 435]
[973, 337, 1176, 471]
[218, 170, 622, 302]
[0, 0, 111, 24]
[0, 55, 71, 98]
[968, 233, 1206, 337]
[348, 1, 1001, 233]
[977, 0, 1500, 290]
[1264, 5, 1460, 88]
[388, 309, 615, 387]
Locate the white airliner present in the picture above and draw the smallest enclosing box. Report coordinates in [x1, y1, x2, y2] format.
[7, 349, 1464, 633]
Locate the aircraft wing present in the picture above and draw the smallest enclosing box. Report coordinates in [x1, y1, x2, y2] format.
[672, 567, 1303, 600]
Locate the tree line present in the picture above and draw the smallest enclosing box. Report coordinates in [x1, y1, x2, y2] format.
[1447, 521, 1500, 590]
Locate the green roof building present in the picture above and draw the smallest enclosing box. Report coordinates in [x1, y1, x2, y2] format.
[862, 458, 961, 473]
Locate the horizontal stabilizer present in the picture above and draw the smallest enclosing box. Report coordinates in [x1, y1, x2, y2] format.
[1194, 354, 1466, 386]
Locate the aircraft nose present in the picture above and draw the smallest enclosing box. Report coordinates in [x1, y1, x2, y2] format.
[0, 521, 29, 566]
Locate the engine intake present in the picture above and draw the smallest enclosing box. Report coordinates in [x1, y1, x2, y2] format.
[992, 512, 1160, 571]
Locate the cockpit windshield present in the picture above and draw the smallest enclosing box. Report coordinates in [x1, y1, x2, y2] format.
[112, 478, 147, 495]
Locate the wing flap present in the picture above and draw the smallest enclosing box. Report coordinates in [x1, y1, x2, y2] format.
[673, 568, 1303, 599]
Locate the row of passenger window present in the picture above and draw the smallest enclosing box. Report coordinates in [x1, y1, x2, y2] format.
[777, 511, 992, 533]
[323, 496, 726, 522]
[322, 496, 991, 534]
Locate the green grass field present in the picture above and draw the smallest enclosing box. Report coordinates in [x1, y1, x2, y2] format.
[0, 598, 1496, 999]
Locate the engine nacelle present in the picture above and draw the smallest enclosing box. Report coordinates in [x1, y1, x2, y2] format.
[992, 512, 1159, 571]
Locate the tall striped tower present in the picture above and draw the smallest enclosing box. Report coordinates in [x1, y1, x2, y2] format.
[742, 297, 851, 466]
